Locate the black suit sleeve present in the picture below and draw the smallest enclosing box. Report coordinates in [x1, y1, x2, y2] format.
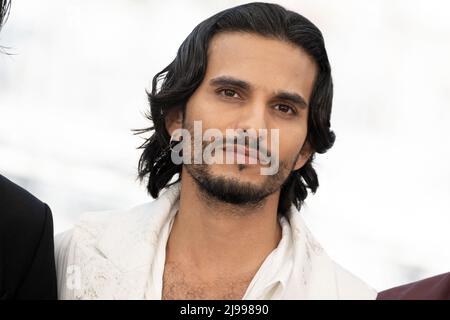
[0, 175, 57, 300]
[15, 203, 57, 299]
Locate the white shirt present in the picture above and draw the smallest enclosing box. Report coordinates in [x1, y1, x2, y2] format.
[55, 182, 377, 300]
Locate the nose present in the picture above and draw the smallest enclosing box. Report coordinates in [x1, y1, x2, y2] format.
[227, 98, 270, 153]
[232, 98, 268, 135]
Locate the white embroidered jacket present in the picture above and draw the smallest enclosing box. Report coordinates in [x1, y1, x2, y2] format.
[55, 182, 377, 300]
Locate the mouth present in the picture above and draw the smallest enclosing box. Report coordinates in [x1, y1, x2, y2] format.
[222, 144, 260, 161]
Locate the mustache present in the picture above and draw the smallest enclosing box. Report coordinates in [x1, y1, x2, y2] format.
[200, 136, 272, 158]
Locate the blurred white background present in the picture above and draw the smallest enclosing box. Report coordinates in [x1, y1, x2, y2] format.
[1, 0, 449, 292]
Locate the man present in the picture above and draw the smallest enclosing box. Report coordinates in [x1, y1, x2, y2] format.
[378, 272, 450, 300]
[0, 0, 57, 300]
[56, 2, 376, 299]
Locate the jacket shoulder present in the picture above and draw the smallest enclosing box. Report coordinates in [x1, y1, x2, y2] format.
[377, 272, 450, 300]
[54, 202, 156, 299]
[333, 263, 377, 299]
[0, 174, 52, 236]
[0, 175, 55, 298]
[55, 205, 138, 258]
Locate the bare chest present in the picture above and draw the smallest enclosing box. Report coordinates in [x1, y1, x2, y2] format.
[161, 263, 254, 300]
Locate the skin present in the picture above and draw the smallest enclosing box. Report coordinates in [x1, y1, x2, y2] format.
[163, 31, 318, 299]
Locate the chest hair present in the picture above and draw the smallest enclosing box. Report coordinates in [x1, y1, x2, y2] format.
[162, 262, 255, 300]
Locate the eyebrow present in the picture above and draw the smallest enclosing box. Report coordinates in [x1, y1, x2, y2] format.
[273, 91, 308, 109]
[209, 75, 308, 109]
[209, 76, 251, 91]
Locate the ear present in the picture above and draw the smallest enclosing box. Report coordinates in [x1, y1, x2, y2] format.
[293, 141, 313, 171]
[164, 108, 183, 137]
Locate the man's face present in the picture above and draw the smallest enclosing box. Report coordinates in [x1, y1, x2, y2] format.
[170, 32, 318, 207]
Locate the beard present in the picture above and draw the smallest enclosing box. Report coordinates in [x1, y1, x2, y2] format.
[184, 159, 293, 210]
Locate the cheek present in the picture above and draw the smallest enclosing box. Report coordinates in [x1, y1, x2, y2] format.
[185, 92, 234, 132]
[185, 90, 215, 122]
[277, 127, 307, 159]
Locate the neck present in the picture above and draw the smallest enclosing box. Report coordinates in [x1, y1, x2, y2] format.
[165, 169, 282, 280]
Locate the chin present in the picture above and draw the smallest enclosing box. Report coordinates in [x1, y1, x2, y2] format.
[211, 164, 266, 179]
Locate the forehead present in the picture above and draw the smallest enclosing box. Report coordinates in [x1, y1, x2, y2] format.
[205, 32, 318, 102]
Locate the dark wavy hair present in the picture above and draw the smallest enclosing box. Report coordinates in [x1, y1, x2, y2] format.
[0, 0, 10, 54]
[136, 2, 336, 216]
[0, 0, 10, 31]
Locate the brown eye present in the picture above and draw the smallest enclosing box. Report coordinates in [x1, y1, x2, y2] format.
[275, 104, 295, 115]
[219, 88, 239, 98]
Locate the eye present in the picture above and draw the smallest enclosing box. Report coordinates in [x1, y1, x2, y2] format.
[218, 88, 240, 99]
[274, 104, 296, 115]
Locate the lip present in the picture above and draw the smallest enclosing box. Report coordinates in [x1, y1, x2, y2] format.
[222, 144, 259, 160]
